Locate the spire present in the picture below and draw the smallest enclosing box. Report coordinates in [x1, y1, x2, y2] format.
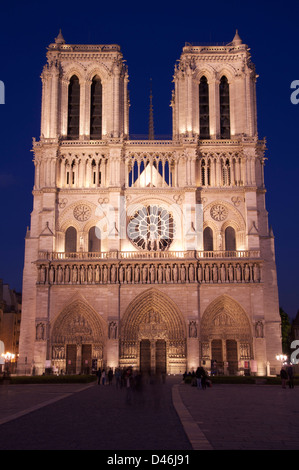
[231, 29, 242, 46]
[148, 78, 154, 140]
[55, 29, 65, 45]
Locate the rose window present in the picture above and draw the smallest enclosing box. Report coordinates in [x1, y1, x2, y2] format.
[127, 204, 175, 251]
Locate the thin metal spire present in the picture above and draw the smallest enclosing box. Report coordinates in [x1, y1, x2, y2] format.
[148, 78, 154, 140]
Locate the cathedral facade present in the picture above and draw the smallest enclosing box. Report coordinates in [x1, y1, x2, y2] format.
[17, 31, 282, 377]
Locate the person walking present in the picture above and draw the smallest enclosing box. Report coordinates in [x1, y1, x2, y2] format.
[195, 367, 202, 389]
[280, 366, 288, 389]
[101, 368, 106, 386]
[96, 367, 101, 385]
[108, 368, 113, 385]
[287, 364, 294, 389]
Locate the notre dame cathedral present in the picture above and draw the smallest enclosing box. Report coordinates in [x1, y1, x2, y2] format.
[17, 30, 282, 377]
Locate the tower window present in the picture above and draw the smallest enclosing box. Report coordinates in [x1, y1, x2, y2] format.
[67, 76, 80, 140]
[225, 226, 236, 251]
[90, 75, 102, 139]
[199, 76, 210, 139]
[65, 227, 77, 253]
[88, 226, 101, 252]
[203, 227, 214, 251]
[219, 76, 230, 139]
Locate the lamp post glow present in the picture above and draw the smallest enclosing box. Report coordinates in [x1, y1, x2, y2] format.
[276, 354, 287, 364]
[1, 352, 15, 376]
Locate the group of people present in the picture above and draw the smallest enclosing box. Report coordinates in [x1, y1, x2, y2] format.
[96, 367, 115, 386]
[280, 364, 295, 389]
[183, 367, 211, 389]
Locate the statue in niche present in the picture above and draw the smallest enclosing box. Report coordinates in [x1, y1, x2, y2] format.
[95, 265, 100, 283]
[180, 264, 186, 282]
[197, 264, 202, 282]
[80, 265, 85, 283]
[244, 264, 250, 282]
[158, 265, 163, 283]
[142, 265, 147, 283]
[165, 265, 171, 282]
[40, 265, 46, 283]
[189, 321, 197, 338]
[213, 264, 218, 282]
[88, 265, 93, 283]
[173, 264, 178, 282]
[119, 265, 124, 283]
[236, 264, 241, 282]
[58, 266, 63, 284]
[109, 321, 118, 339]
[253, 264, 260, 282]
[103, 265, 108, 283]
[36, 323, 45, 341]
[205, 264, 210, 282]
[255, 321, 264, 338]
[220, 264, 226, 282]
[65, 265, 70, 283]
[134, 265, 140, 283]
[150, 265, 155, 283]
[72, 265, 78, 283]
[189, 264, 194, 282]
[111, 265, 116, 283]
[228, 264, 234, 282]
[49, 265, 55, 284]
[127, 265, 132, 283]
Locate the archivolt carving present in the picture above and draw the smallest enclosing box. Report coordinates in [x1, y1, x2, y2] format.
[51, 299, 107, 345]
[120, 288, 186, 342]
[200, 295, 252, 342]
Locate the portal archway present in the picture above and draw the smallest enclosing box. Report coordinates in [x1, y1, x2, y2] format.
[200, 295, 252, 374]
[50, 298, 107, 374]
[120, 289, 186, 374]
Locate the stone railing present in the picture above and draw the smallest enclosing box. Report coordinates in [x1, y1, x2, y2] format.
[38, 249, 260, 262]
[36, 254, 262, 286]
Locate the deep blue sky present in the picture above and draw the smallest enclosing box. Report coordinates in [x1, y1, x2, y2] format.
[0, 0, 298, 319]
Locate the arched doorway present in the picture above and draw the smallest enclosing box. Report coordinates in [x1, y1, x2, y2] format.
[50, 298, 107, 374]
[200, 295, 252, 375]
[120, 289, 186, 375]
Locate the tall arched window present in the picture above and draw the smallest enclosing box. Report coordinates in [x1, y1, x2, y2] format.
[203, 227, 214, 251]
[219, 76, 230, 139]
[225, 226, 236, 251]
[67, 76, 80, 140]
[90, 75, 102, 139]
[65, 227, 77, 253]
[88, 226, 101, 252]
[199, 76, 210, 139]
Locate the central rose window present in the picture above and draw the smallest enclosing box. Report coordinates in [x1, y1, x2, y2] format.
[127, 204, 175, 251]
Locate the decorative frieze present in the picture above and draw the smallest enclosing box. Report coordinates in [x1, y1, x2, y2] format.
[37, 259, 261, 285]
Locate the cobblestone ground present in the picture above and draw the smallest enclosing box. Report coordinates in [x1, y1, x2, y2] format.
[0, 377, 192, 450]
[0, 378, 298, 451]
[178, 382, 299, 450]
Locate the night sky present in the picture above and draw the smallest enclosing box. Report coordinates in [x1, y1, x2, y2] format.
[0, 0, 298, 319]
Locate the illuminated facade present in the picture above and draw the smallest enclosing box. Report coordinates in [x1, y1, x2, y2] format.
[17, 31, 282, 376]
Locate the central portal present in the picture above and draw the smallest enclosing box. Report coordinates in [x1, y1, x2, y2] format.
[140, 339, 166, 375]
[120, 289, 186, 374]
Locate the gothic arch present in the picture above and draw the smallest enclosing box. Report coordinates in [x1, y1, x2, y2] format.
[200, 294, 252, 342]
[120, 288, 187, 373]
[120, 288, 186, 341]
[51, 297, 107, 345]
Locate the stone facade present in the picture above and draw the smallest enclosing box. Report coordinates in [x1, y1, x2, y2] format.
[17, 30, 282, 377]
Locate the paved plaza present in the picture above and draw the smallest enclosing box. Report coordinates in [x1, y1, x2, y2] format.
[0, 376, 298, 451]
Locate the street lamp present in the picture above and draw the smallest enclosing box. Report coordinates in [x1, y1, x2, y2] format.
[1, 352, 15, 376]
[276, 354, 287, 365]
